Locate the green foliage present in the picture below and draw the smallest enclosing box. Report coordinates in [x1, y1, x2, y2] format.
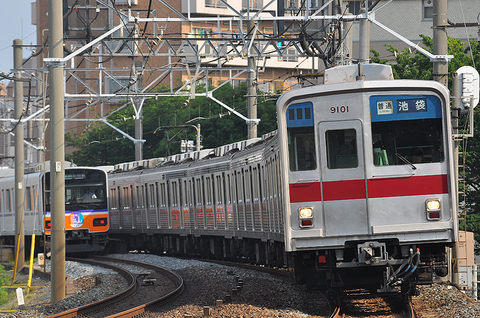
[66, 82, 278, 166]
[371, 35, 479, 86]
[0, 264, 11, 305]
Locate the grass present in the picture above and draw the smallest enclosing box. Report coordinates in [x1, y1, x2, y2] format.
[0, 264, 12, 305]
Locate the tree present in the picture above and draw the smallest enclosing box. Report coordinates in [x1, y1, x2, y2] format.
[66, 82, 278, 166]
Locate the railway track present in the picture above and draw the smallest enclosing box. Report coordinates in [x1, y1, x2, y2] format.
[328, 290, 417, 318]
[46, 256, 184, 318]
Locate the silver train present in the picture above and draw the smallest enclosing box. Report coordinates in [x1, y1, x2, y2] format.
[107, 64, 457, 294]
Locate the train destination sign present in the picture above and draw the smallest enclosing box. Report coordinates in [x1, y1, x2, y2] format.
[376, 98, 427, 115]
[397, 98, 427, 113]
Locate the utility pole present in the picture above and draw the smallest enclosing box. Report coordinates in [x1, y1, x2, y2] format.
[135, 113, 143, 161]
[13, 39, 25, 273]
[433, 0, 448, 86]
[247, 19, 257, 139]
[432, 0, 457, 286]
[49, 0, 66, 303]
[358, 5, 370, 64]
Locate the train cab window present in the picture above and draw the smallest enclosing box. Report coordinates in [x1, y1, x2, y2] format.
[370, 95, 444, 166]
[325, 129, 358, 169]
[287, 102, 316, 171]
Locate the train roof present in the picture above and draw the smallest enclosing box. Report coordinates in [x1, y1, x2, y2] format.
[108, 131, 278, 178]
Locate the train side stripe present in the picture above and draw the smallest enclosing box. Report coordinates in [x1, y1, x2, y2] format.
[323, 179, 366, 201]
[289, 182, 321, 203]
[289, 174, 449, 202]
[367, 174, 449, 198]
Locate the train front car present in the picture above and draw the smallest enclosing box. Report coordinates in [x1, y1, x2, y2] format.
[277, 64, 457, 294]
[43, 167, 109, 254]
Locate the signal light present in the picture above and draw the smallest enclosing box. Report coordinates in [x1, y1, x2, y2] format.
[318, 255, 326, 263]
[45, 221, 51, 229]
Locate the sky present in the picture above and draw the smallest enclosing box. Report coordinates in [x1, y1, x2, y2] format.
[0, 0, 37, 76]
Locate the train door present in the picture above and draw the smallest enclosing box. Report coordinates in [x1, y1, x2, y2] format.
[195, 177, 205, 229]
[236, 170, 246, 230]
[158, 181, 169, 228]
[170, 180, 181, 229]
[147, 183, 158, 229]
[252, 166, 262, 230]
[204, 175, 214, 229]
[318, 120, 368, 236]
[182, 179, 191, 229]
[110, 186, 121, 229]
[153, 182, 160, 229]
[225, 173, 234, 230]
[188, 178, 195, 229]
[244, 168, 253, 231]
[215, 174, 226, 230]
[260, 163, 269, 232]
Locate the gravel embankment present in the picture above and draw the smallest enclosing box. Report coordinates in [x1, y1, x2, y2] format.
[0, 254, 479, 318]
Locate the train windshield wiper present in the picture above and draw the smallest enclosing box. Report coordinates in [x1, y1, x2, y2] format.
[395, 153, 417, 170]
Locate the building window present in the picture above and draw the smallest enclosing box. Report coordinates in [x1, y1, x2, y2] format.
[423, 0, 433, 20]
[206, 0, 227, 9]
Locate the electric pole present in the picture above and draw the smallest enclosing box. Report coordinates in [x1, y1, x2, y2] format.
[14, 39, 25, 273]
[49, 0, 66, 303]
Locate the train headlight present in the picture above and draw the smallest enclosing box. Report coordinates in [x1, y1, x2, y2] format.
[299, 207, 314, 228]
[426, 199, 441, 220]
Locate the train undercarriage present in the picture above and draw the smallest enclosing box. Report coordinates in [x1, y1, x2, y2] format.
[288, 241, 450, 295]
[106, 232, 286, 268]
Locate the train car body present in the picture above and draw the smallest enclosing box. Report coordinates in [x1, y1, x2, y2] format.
[0, 167, 109, 254]
[277, 64, 457, 293]
[107, 135, 286, 265]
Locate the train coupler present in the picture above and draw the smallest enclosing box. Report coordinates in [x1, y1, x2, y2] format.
[357, 241, 388, 265]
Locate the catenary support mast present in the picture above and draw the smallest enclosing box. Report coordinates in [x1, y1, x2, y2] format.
[49, 0, 66, 303]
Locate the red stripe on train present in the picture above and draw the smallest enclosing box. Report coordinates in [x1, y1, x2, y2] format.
[289, 182, 321, 203]
[367, 174, 449, 198]
[289, 174, 449, 202]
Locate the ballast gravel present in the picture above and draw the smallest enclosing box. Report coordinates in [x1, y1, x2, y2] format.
[0, 254, 479, 317]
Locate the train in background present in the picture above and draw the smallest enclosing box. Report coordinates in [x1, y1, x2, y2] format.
[0, 167, 109, 254]
[105, 63, 458, 294]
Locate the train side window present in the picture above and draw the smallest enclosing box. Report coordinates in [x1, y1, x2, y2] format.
[325, 129, 358, 169]
[160, 183, 167, 207]
[25, 186, 32, 211]
[110, 188, 118, 210]
[216, 175, 223, 205]
[172, 181, 178, 207]
[122, 187, 130, 209]
[6, 189, 11, 212]
[149, 184, 156, 208]
[32, 185, 37, 212]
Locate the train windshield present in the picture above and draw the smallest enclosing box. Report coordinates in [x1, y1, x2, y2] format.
[370, 95, 444, 166]
[44, 168, 107, 212]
